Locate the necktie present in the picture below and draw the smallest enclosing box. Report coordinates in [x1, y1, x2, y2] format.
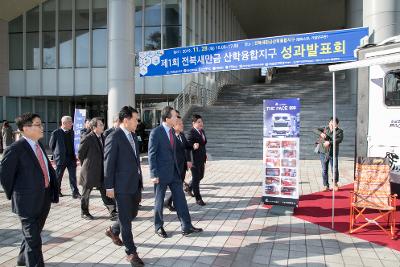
[201, 130, 206, 142]
[127, 133, 137, 157]
[169, 129, 174, 147]
[35, 144, 49, 188]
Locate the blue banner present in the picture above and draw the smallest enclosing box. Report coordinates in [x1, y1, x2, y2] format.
[73, 109, 86, 156]
[263, 98, 300, 207]
[139, 27, 368, 77]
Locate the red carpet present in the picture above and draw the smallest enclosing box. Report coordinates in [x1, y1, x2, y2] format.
[294, 184, 400, 250]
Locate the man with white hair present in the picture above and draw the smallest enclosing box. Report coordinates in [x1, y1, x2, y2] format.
[49, 116, 81, 198]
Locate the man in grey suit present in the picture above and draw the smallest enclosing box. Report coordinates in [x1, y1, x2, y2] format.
[148, 106, 203, 238]
[104, 106, 144, 267]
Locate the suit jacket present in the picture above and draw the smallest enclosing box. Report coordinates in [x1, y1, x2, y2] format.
[49, 128, 76, 166]
[0, 138, 59, 218]
[187, 128, 207, 166]
[175, 133, 192, 173]
[104, 128, 143, 194]
[103, 127, 116, 139]
[148, 125, 181, 184]
[78, 132, 104, 188]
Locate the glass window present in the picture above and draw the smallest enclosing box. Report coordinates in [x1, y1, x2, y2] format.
[93, 0, 107, 29]
[26, 6, 39, 32]
[144, 27, 161, 51]
[9, 15, 23, 33]
[92, 29, 107, 67]
[43, 0, 56, 32]
[9, 34, 23, 70]
[59, 31, 73, 68]
[35, 99, 46, 120]
[134, 27, 142, 66]
[135, 0, 143, 27]
[164, 0, 181, 26]
[163, 26, 181, 48]
[48, 101, 57, 122]
[43, 32, 56, 68]
[144, 0, 161, 26]
[59, 0, 72, 30]
[6, 97, 18, 122]
[385, 70, 400, 106]
[75, 30, 89, 67]
[76, 0, 89, 30]
[21, 98, 33, 114]
[26, 32, 40, 69]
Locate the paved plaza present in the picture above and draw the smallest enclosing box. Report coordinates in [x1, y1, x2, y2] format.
[1, 158, 400, 267]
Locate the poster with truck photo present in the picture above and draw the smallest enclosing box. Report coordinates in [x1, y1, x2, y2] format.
[263, 98, 300, 207]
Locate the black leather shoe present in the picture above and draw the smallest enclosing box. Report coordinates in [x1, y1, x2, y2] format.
[182, 226, 203, 236]
[72, 192, 81, 199]
[196, 199, 206, 206]
[16, 259, 25, 266]
[155, 227, 168, 238]
[164, 203, 176, 211]
[81, 213, 94, 220]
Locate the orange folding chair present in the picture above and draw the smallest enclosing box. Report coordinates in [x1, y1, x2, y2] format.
[349, 157, 397, 239]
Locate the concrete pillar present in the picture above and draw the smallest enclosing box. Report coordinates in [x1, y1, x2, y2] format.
[346, 0, 363, 105]
[363, 0, 400, 43]
[0, 20, 9, 96]
[107, 0, 134, 127]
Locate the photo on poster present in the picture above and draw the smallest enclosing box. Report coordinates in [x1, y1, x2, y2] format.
[265, 176, 280, 186]
[281, 178, 297, 186]
[263, 98, 300, 138]
[266, 168, 280, 177]
[265, 158, 280, 168]
[281, 168, 297, 177]
[281, 158, 297, 167]
[281, 186, 297, 196]
[282, 140, 297, 149]
[265, 185, 279, 195]
[283, 149, 296, 158]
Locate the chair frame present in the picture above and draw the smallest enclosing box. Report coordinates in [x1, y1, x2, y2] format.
[349, 157, 398, 240]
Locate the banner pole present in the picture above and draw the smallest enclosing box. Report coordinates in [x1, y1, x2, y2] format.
[332, 71, 336, 229]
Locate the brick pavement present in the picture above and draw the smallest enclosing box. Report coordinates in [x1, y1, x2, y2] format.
[0, 158, 400, 266]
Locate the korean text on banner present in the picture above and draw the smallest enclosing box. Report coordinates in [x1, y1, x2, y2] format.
[139, 27, 368, 77]
[73, 109, 86, 156]
[263, 98, 300, 207]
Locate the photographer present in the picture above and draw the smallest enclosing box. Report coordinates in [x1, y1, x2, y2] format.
[314, 117, 343, 191]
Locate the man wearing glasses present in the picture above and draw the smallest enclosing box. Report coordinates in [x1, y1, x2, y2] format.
[0, 113, 59, 267]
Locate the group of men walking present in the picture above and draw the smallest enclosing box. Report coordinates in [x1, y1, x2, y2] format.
[0, 105, 208, 267]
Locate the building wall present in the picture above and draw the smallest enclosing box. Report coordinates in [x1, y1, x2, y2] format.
[0, 19, 8, 96]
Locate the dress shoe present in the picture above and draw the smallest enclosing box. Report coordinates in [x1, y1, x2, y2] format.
[196, 199, 206, 206]
[182, 226, 203, 236]
[164, 203, 176, 212]
[16, 259, 25, 266]
[155, 227, 168, 238]
[105, 227, 123, 246]
[126, 252, 144, 267]
[72, 192, 81, 199]
[81, 213, 94, 220]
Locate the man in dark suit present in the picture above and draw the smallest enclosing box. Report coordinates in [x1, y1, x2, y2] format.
[148, 106, 203, 238]
[49, 116, 81, 198]
[80, 118, 91, 140]
[104, 115, 120, 139]
[104, 106, 144, 267]
[164, 114, 198, 211]
[0, 113, 59, 267]
[78, 117, 117, 220]
[186, 114, 207, 206]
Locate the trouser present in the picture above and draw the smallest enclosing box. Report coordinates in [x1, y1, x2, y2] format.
[154, 179, 192, 232]
[56, 158, 79, 194]
[319, 153, 339, 187]
[81, 184, 116, 215]
[189, 163, 205, 201]
[111, 191, 141, 255]
[166, 167, 186, 207]
[17, 189, 51, 267]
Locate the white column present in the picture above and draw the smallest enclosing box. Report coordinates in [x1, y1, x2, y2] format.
[107, 0, 134, 127]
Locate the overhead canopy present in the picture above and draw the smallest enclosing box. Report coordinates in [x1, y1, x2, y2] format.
[328, 52, 400, 72]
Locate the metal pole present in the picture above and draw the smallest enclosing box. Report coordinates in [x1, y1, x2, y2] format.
[332, 71, 336, 229]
